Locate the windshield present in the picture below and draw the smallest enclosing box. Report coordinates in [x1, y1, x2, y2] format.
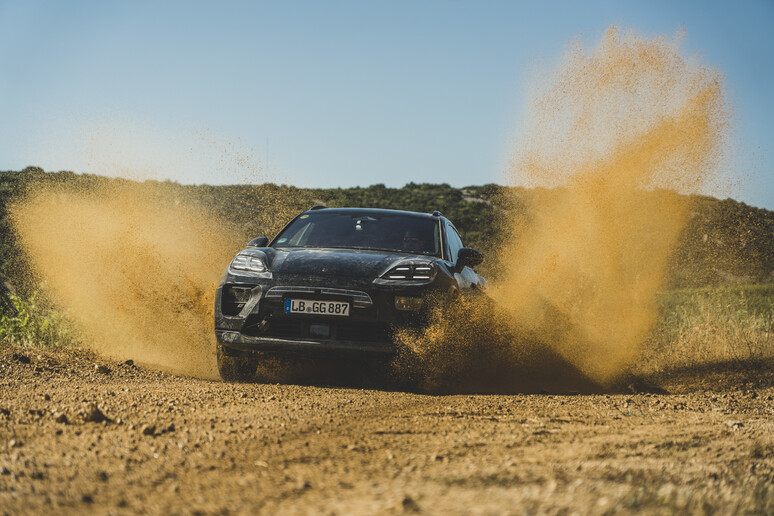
[274, 212, 441, 257]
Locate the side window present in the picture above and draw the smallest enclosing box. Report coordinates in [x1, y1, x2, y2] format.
[446, 225, 464, 264]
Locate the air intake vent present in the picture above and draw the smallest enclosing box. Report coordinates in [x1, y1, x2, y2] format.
[221, 285, 253, 316]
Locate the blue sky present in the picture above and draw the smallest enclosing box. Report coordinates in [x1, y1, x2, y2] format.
[1, 0, 773, 208]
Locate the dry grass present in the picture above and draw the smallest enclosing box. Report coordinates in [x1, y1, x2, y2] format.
[639, 283, 774, 375]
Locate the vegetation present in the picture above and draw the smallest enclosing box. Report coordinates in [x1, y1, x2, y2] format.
[642, 283, 774, 373]
[3, 167, 773, 289]
[0, 288, 80, 348]
[2, 168, 774, 356]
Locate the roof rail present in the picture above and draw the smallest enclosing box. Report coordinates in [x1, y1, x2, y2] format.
[309, 205, 327, 210]
[432, 210, 442, 217]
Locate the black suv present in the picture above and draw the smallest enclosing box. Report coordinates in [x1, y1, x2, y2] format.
[214, 207, 487, 381]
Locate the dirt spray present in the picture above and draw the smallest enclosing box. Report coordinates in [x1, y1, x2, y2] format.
[495, 27, 728, 384]
[394, 27, 728, 391]
[10, 181, 245, 378]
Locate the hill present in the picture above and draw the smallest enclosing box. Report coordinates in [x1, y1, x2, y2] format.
[1, 167, 773, 291]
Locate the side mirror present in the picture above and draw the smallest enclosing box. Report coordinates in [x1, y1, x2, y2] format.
[457, 247, 483, 269]
[247, 236, 269, 248]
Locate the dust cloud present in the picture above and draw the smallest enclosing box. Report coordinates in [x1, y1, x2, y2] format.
[11, 182, 244, 378]
[493, 27, 729, 384]
[10, 119, 301, 379]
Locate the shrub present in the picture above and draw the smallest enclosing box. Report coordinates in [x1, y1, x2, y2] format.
[0, 290, 80, 348]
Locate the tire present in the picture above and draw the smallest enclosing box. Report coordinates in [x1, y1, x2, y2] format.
[216, 343, 257, 382]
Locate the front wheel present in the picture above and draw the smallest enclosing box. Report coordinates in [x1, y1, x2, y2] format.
[217, 343, 257, 382]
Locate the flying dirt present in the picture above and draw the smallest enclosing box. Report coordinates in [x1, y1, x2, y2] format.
[9, 171, 303, 379]
[10, 182, 242, 378]
[493, 27, 728, 384]
[392, 27, 729, 391]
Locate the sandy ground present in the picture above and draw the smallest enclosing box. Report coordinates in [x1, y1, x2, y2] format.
[1, 346, 772, 515]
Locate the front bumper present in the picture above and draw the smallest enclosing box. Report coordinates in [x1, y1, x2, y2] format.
[216, 330, 395, 355]
[214, 272, 446, 356]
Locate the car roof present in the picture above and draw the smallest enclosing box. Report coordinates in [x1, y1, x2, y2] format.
[302, 207, 444, 222]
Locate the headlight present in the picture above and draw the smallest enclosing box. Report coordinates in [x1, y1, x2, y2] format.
[229, 252, 268, 273]
[382, 262, 435, 281]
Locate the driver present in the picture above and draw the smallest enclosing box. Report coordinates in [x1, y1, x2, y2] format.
[402, 230, 426, 253]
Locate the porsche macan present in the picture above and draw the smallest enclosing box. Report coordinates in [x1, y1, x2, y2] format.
[214, 206, 487, 381]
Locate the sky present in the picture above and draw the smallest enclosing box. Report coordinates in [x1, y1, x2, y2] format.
[1, 0, 773, 208]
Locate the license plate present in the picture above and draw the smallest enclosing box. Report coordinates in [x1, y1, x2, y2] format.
[284, 299, 350, 316]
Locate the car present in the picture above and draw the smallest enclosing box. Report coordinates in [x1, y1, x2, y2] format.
[214, 206, 487, 381]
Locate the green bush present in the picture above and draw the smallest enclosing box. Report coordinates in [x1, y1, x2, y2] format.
[0, 290, 80, 348]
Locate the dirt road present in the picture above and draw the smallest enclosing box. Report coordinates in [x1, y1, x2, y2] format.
[1, 346, 772, 515]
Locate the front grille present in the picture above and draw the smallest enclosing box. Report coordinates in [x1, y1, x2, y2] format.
[261, 318, 391, 343]
[264, 286, 373, 308]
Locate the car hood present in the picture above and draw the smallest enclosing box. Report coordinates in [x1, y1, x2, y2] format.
[265, 248, 428, 278]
